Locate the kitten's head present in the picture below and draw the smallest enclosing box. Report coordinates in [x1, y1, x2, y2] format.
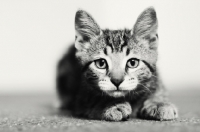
[75, 7, 158, 97]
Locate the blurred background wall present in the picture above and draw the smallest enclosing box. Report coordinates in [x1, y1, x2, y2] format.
[1, 0, 200, 95]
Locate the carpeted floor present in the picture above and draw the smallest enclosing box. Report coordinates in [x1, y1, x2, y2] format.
[0, 89, 200, 132]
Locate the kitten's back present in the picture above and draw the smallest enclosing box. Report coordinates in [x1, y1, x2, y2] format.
[56, 45, 81, 109]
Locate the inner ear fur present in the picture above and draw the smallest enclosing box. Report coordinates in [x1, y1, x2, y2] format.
[132, 7, 158, 49]
[75, 10, 101, 40]
[75, 10, 102, 51]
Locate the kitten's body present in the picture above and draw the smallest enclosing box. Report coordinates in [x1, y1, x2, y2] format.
[56, 7, 178, 121]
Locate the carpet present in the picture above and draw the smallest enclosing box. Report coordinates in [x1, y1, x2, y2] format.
[0, 89, 200, 132]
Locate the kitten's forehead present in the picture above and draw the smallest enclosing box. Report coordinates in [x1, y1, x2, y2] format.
[103, 45, 129, 70]
[103, 29, 131, 52]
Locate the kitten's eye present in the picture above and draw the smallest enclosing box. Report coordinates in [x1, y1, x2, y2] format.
[95, 59, 107, 69]
[127, 58, 139, 68]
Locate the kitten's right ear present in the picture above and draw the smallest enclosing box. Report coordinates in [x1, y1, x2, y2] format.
[75, 10, 101, 51]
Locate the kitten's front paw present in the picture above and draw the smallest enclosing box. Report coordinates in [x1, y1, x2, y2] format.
[102, 102, 132, 121]
[139, 102, 178, 121]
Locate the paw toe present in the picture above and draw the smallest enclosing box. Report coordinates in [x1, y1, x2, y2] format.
[157, 103, 178, 120]
[104, 107, 123, 121]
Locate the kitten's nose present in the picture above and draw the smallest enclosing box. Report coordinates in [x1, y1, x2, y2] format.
[111, 78, 123, 88]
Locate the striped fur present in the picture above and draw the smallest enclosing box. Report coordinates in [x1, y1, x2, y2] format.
[56, 7, 178, 121]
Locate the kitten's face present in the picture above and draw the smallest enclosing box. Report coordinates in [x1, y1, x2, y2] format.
[75, 8, 158, 97]
[84, 30, 152, 97]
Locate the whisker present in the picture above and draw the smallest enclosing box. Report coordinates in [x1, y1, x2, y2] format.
[134, 91, 139, 96]
[138, 83, 152, 94]
[151, 74, 158, 78]
[128, 91, 132, 99]
[137, 89, 149, 95]
[137, 74, 158, 83]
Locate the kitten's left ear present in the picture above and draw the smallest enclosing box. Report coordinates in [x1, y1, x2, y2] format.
[132, 7, 158, 50]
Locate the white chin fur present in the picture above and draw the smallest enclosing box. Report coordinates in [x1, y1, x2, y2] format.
[106, 91, 127, 98]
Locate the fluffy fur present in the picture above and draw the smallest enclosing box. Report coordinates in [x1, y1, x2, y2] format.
[56, 7, 178, 121]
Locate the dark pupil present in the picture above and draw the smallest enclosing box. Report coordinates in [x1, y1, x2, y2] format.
[99, 60, 105, 67]
[130, 60, 135, 66]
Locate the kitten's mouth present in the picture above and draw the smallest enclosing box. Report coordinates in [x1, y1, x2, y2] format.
[106, 90, 128, 98]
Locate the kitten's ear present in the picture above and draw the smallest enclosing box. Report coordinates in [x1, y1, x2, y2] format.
[132, 7, 158, 50]
[75, 10, 101, 51]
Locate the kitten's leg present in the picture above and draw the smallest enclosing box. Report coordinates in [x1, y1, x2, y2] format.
[138, 90, 178, 121]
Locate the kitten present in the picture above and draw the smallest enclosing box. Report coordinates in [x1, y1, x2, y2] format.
[56, 7, 178, 121]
